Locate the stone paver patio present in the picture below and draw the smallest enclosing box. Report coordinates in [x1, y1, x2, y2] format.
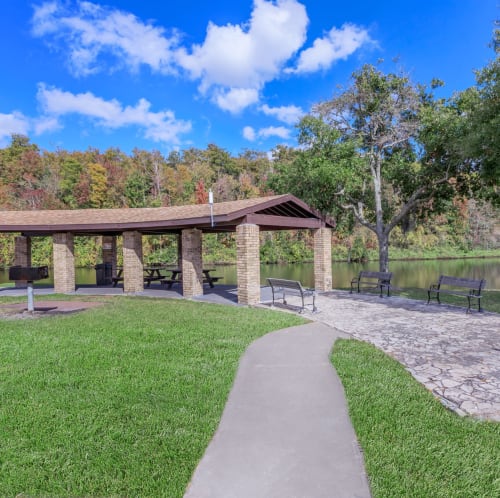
[289, 291, 500, 421]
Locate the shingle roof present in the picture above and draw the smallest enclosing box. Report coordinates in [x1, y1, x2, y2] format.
[0, 194, 334, 235]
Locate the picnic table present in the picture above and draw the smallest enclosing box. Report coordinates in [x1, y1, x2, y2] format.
[161, 268, 222, 289]
[112, 265, 171, 287]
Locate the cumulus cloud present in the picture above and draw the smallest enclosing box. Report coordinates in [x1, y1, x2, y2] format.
[176, 0, 307, 96]
[0, 112, 31, 146]
[243, 125, 290, 141]
[37, 84, 191, 143]
[29, 1, 373, 120]
[259, 104, 303, 125]
[213, 88, 260, 114]
[243, 126, 256, 141]
[289, 23, 372, 74]
[31, 0, 180, 76]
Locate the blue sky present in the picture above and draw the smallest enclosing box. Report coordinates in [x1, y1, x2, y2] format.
[0, 0, 498, 155]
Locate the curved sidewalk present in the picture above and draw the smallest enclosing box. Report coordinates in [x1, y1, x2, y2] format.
[184, 322, 371, 498]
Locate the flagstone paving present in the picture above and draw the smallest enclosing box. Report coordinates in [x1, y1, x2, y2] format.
[293, 291, 500, 421]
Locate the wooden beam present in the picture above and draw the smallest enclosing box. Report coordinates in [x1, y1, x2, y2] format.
[244, 214, 324, 229]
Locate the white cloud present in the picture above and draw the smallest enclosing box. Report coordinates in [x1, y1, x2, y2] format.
[259, 104, 303, 124]
[213, 88, 260, 114]
[289, 23, 372, 74]
[258, 126, 290, 139]
[31, 0, 180, 76]
[33, 116, 61, 135]
[36, 83, 191, 144]
[243, 124, 291, 141]
[0, 112, 31, 146]
[243, 126, 256, 141]
[170, 0, 309, 112]
[30, 1, 373, 116]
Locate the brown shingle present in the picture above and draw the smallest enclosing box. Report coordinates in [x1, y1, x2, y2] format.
[0, 194, 334, 234]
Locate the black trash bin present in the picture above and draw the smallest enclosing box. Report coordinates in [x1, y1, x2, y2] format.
[95, 262, 113, 285]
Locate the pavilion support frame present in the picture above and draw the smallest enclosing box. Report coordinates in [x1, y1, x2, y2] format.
[123, 231, 144, 293]
[236, 223, 261, 306]
[314, 227, 332, 292]
[3, 195, 335, 303]
[181, 229, 203, 298]
[53, 232, 75, 293]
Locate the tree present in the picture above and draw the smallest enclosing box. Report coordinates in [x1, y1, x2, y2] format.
[270, 64, 464, 271]
[463, 27, 500, 200]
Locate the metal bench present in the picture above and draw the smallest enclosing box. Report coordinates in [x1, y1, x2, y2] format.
[427, 275, 486, 313]
[267, 278, 317, 313]
[350, 271, 393, 297]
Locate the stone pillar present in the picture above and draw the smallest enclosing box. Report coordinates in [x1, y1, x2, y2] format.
[314, 227, 332, 292]
[102, 235, 117, 275]
[236, 224, 260, 306]
[53, 232, 75, 293]
[14, 236, 32, 287]
[123, 231, 144, 293]
[181, 229, 203, 298]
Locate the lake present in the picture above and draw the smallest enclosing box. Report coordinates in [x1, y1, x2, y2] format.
[1, 258, 499, 290]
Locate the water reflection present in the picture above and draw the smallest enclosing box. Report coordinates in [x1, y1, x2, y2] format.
[1, 258, 498, 289]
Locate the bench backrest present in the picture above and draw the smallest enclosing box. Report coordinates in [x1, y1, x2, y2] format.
[267, 278, 304, 291]
[359, 271, 392, 281]
[438, 275, 486, 291]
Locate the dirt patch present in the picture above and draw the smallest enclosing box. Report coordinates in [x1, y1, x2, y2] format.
[0, 300, 105, 319]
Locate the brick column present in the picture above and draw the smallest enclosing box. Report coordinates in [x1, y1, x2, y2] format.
[14, 236, 32, 287]
[236, 224, 260, 305]
[314, 227, 332, 292]
[123, 231, 144, 293]
[53, 232, 75, 293]
[181, 229, 203, 298]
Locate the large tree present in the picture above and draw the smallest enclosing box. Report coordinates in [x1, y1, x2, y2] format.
[270, 64, 466, 271]
[463, 27, 500, 200]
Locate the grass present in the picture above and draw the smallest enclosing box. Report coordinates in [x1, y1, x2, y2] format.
[0, 296, 305, 497]
[332, 339, 500, 498]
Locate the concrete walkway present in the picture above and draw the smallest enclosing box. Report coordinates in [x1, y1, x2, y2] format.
[184, 323, 371, 498]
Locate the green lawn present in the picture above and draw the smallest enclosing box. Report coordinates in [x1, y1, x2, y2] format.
[0, 297, 305, 497]
[332, 340, 500, 498]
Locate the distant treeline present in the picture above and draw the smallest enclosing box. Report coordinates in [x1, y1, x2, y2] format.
[0, 134, 498, 267]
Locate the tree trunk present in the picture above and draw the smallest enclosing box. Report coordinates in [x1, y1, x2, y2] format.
[377, 232, 389, 272]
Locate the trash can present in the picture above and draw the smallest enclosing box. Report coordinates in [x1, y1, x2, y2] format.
[95, 262, 113, 285]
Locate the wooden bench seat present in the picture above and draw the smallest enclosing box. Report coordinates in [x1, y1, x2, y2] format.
[160, 276, 222, 289]
[427, 275, 486, 313]
[350, 271, 393, 297]
[267, 278, 316, 313]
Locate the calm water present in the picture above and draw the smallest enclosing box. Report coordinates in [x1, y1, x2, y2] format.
[1, 258, 499, 290]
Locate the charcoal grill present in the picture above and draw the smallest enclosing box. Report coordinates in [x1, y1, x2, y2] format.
[8, 265, 49, 312]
